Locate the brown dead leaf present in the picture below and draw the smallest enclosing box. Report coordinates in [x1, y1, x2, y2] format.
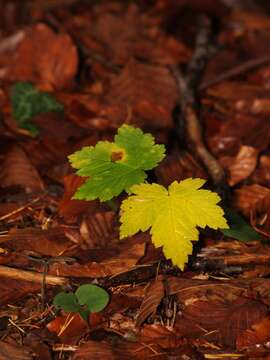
[206, 112, 270, 157]
[47, 313, 88, 345]
[252, 154, 270, 186]
[0, 341, 33, 360]
[0, 278, 40, 306]
[184, 297, 268, 347]
[237, 315, 270, 350]
[219, 145, 258, 186]
[229, 11, 270, 31]
[58, 174, 108, 223]
[58, 174, 90, 221]
[104, 58, 177, 129]
[1, 228, 73, 257]
[72, 341, 116, 360]
[233, 184, 270, 216]
[79, 211, 118, 249]
[156, 151, 208, 187]
[136, 275, 164, 327]
[48, 238, 145, 278]
[94, 3, 189, 66]
[23, 332, 52, 360]
[0, 145, 44, 193]
[2, 23, 78, 90]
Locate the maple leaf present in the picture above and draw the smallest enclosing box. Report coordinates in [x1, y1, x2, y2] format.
[120, 178, 228, 270]
[68, 124, 165, 201]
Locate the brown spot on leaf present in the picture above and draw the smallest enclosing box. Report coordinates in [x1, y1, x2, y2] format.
[111, 150, 124, 162]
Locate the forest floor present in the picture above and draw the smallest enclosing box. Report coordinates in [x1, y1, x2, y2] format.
[1, 0, 270, 359]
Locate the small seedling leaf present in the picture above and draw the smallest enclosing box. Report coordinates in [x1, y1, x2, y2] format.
[10, 82, 64, 135]
[68, 124, 165, 201]
[221, 208, 260, 241]
[120, 178, 228, 270]
[53, 292, 81, 313]
[75, 284, 109, 313]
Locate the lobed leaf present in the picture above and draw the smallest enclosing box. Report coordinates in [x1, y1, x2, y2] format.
[120, 178, 228, 270]
[10, 82, 64, 135]
[69, 124, 165, 201]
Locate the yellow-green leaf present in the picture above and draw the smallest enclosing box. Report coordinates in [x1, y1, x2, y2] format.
[120, 178, 228, 270]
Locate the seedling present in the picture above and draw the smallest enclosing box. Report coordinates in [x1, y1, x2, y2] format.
[69, 124, 165, 201]
[53, 284, 109, 321]
[10, 82, 64, 136]
[69, 124, 229, 269]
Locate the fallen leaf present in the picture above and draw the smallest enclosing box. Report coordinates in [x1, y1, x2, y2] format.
[0, 145, 44, 192]
[3, 23, 78, 90]
[237, 315, 270, 350]
[233, 184, 270, 216]
[0, 341, 33, 360]
[1, 228, 73, 257]
[104, 58, 177, 129]
[0, 278, 40, 306]
[219, 145, 258, 186]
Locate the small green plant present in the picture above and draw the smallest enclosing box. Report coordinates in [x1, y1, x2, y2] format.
[10, 82, 64, 136]
[53, 284, 109, 321]
[69, 124, 165, 201]
[69, 124, 230, 270]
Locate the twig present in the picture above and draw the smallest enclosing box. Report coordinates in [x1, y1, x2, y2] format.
[200, 53, 270, 91]
[187, 15, 212, 89]
[28, 256, 75, 309]
[0, 265, 68, 286]
[170, 67, 225, 185]
[170, 15, 226, 186]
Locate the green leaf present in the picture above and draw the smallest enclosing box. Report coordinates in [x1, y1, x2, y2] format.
[120, 178, 228, 270]
[221, 208, 260, 242]
[75, 284, 109, 313]
[53, 292, 81, 313]
[69, 124, 165, 201]
[10, 82, 64, 136]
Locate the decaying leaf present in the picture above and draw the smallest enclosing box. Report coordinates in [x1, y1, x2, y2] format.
[0, 145, 44, 192]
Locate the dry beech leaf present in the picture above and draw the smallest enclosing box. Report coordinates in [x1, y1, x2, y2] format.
[94, 3, 189, 66]
[229, 11, 270, 31]
[4, 23, 78, 90]
[236, 315, 270, 350]
[0, 145, 44, 192]
[1, 228, 72, 257]
[58, 174, 109, 222]
[233, 184, 270, 216]
[219, 145, 258, 186]
[156, 151, 207, 187]
[104, 58, 177, 128]
[47, 313, 88, 345]
[206, 113, 270, 156]
[72, 337, 176, 360]
[0, 341, 33, 360]
[136, 275, 164, 327]
[0, 278, 40, 306]
[252, 154, 270, 186]
[58, 174, 92, 221]
[80, 211, 118, 249]
[48, 240, 145, 278]
[185, 297, 268, 347]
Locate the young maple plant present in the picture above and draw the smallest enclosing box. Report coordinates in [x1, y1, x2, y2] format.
[69, 124, 228, 270]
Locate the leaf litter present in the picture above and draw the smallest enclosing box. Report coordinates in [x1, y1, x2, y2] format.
[1, 1, 270, 359]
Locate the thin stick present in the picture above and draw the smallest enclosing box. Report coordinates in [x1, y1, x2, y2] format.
[170, 65, 225, 185]
[0, 265, 68, 286]
[200, 53, 270, 91]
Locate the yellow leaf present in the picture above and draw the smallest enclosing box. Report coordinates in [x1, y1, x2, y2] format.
[120, 178, 228, 270]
